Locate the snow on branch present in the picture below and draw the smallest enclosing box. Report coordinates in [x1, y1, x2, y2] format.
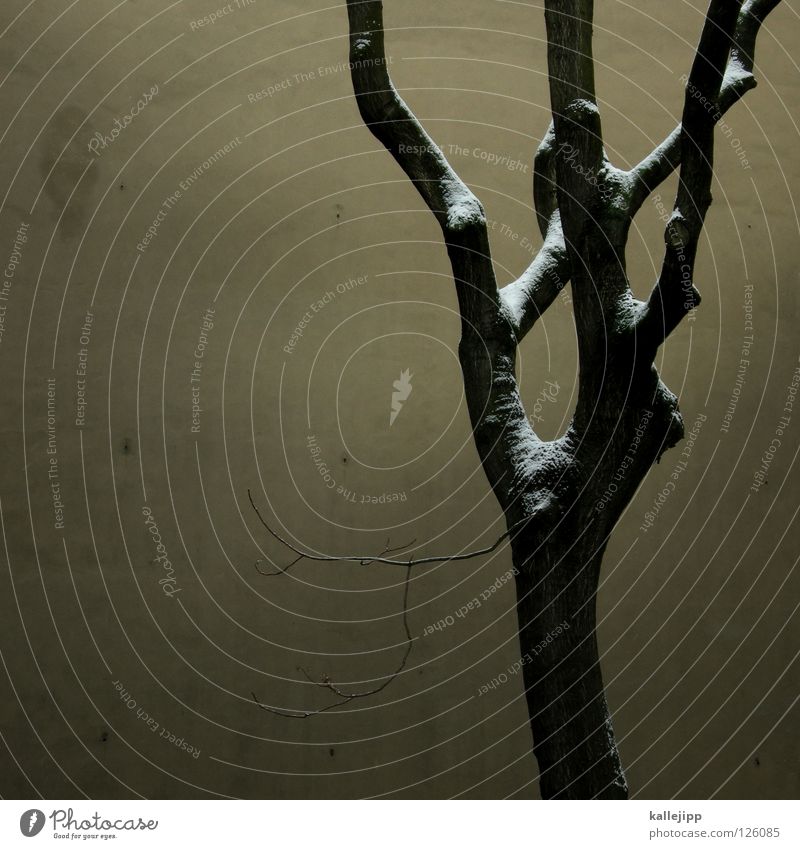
[500, 212, 570, 341]
[344, 0, 501, 329]
[344, 0, 482, 237]
[495, 123, 571, 343]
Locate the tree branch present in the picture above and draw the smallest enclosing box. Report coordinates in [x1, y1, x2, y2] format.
[497, 123, 571, 343]
[247, 489, 528, 569]
[500, 211, 570, 340]
[638, 0, 743, 348]
[629, 0, 782, 213]
[544, 0, 605, 228]
[254, 536, 416, 578]
[345, 1, 546, 518]
[541, 0, 635, 378]
[247, 486, 533, 719]
[345, 0, 500, 331]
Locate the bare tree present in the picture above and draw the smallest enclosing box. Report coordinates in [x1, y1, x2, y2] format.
[332, 0, 786, 799]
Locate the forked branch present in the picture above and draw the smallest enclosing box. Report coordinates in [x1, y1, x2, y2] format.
[510, 0, 782, 343]
[544, 0, 604, 236]
[638, 0, 743, 346]
[496, 121, 572, 343]
[500, 211, 570, 341]
[629, 0, 783, 213]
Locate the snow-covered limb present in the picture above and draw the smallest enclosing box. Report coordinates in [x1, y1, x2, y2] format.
[500, 212, 569, 341]
[628, 0, 783, 215]
[502, 0, 778, 352]
[638, 0, 744, 348]
[720, 0, 782, 111]
[345, 0, 499, 330]
[345, 0, 548, 509]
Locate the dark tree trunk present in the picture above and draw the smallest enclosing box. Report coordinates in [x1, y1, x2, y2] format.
[343, 0, 782, 800]
[502, 380, 683, 797]
[512, 515, 624, 798]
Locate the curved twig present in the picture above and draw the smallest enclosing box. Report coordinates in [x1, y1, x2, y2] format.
[246, 486, 531, 718]
[250, 528, 415, 719]
[297, 563, 413, 702]
[254, 535, 416, 578]
[248, 489, 527, 568]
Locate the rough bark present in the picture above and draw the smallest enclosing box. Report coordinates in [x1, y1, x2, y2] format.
[344, 0, 781, 799]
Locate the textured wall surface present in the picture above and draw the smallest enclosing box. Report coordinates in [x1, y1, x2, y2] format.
[0, 0, 798, 799]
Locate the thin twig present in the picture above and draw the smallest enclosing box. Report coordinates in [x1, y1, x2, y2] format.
[297, 563, 413, 702]
[247, 489, 527, 569]
[247, 488, 528, 719]
[254, 534, 416, 578]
